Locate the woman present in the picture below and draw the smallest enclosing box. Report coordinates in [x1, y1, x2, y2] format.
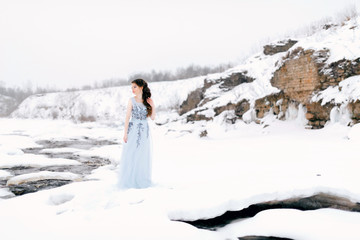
[117, 79, 155, 189]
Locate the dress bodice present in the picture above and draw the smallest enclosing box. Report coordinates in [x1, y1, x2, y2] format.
[131, 97, 148, 120]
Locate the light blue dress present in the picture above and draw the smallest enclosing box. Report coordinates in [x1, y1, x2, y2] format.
[117, 97, 153, 189]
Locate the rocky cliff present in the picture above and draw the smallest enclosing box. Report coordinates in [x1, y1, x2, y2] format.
[179, 16, 360, 129]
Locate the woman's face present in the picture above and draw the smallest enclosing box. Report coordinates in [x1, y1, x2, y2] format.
[131, 83, 142, 95]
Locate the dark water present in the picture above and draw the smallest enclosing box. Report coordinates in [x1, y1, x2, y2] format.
[1, 138, 118, 198]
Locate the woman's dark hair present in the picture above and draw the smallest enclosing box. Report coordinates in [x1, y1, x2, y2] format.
[131, 79, 152, 117]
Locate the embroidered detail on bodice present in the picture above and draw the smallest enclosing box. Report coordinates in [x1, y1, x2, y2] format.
[131, 97, 148, 120]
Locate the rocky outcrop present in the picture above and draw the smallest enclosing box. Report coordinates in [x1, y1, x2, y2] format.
[319, 57, 360, 90]
[8, 179, 72, 196]
[255, 91, 293, 119]
[305, 102, 335, 128]
[348, 100, 360, 122]
[267, 47, 360, 128]
[179, 88, 204, 115]
[263, 39, 298, 56]
[219, 72, 255, 90]
[179, 32, 360, 129]
[179, 72, 254, 120]
[271, 48, 327, 104]
[214, 99, 250, 118]
[186, 110, 213, 122]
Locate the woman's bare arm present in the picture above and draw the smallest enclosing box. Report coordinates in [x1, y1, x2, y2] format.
[123, 99, 132, 143]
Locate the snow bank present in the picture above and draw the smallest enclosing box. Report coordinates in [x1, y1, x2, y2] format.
[0, 153, 80, 168]
[0, 146, 24, 155]
[348, 123, 360, 141]
[218, 208, 360, 240]
[298, 16, 360, 64]
[0, 135, 41, 149]
[6, 171, 81, 186]
[311, 75, 360, 105]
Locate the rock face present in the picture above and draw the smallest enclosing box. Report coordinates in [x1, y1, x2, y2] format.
[263, 39, 298, 56]
[179, 88, 204, 115]
[178, 34, 360, 129]
[320, 57, 360, 90]
[214, 100, 250, 118]
[271, 48, 324, 104]
[179, 72, 253, 122]
[255, 91, 293, 119]
[265, 47, 360, 128]
[348, 100, 360, 121]
[305, 102, 334, 128]
[219, 72, 255, 90]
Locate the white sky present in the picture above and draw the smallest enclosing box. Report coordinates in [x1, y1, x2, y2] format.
[1, 0, 359, 90]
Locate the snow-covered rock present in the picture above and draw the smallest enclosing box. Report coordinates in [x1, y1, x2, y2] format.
[6, 171, 81, 186]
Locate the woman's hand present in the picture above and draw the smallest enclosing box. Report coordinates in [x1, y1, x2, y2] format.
[147, 98, 156, 120]
[123, 133, 128, 143]
[147, 98, 154, 107]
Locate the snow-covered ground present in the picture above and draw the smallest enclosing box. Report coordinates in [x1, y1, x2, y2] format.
[0, 117, 359, 240]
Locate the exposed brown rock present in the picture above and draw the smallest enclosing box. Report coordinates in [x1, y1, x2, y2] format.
[267, 46, 360, 129]
[199, 130, 208, 138]
[214, 99, 250, 119]
[179, 72, 253, 117]
[179, 88, 204, 115]
[186, 110, 212, 122]
[255, 91, 293, 119]
[305, 102, 334, 129]
[219, 72, 255, 90]
[348, 100, 360, 124]
[263, 39, 298, 56]
[319, 57, 360, 90]
[271, 48, 322, 104]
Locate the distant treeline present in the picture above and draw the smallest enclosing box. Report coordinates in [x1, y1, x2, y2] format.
[0, 62, 234, 102]
[80, 62, 234, 90]
[0, 83, 58, 102]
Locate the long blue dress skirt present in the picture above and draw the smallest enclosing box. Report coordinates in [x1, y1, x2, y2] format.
[117, 97, 153, 189]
